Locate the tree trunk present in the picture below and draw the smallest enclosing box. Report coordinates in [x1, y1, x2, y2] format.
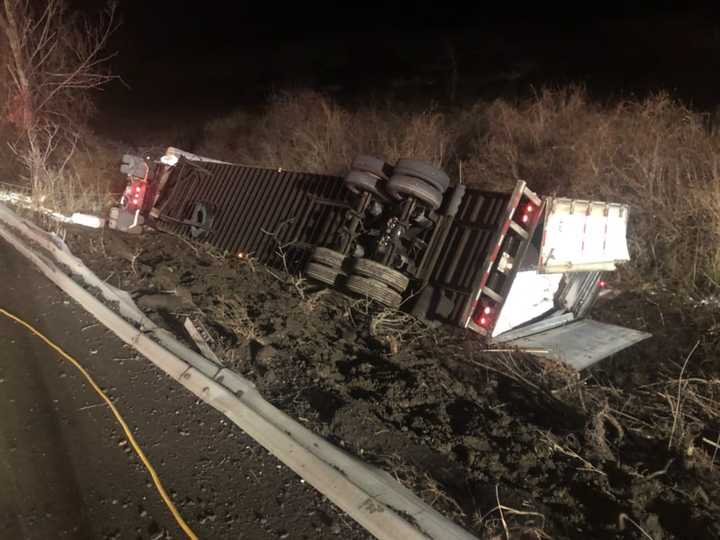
[1, 0, 33, 129]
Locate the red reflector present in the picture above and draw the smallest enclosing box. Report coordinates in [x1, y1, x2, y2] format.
[472, 301, 495, 327]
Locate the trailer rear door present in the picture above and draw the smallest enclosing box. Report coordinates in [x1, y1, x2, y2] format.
[501, 318, 651, 369]
[539, 198, 630, 273]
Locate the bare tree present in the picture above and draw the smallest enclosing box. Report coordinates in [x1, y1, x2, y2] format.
[0, 0, 117, 203]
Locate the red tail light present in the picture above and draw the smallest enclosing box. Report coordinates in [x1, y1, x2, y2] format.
[124, 180, 147, 210]
[598, 279, 607, 288]
[472, 302, 495, 327]
[518, 203, 535, 227]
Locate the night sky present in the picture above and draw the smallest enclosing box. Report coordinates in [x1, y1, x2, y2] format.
[115, 1, 706, 47]
[89, 1, 720, 127]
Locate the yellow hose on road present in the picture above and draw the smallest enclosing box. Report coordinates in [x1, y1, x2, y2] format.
[0, 307, 199, 540]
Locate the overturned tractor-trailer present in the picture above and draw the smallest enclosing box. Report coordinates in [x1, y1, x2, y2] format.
[110, 148, 650, 369]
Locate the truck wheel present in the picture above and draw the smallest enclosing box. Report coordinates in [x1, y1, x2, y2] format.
[306, 261, 342, 286]
[387, 174, 443, 210]
[350, 258, 409, 293]
[190, 202, 213, 239]
[394, 159, 450, 192]
[310, 246, 345, 269]
[344, 170, 389, 202]
[351, 155, 392, 181]
[344, 275, 402, 308]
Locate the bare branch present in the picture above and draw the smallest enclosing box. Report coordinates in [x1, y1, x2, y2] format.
[0, 0, 118, 206]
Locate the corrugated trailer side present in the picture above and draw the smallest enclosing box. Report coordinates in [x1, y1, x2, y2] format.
[154, 158, 351, 270]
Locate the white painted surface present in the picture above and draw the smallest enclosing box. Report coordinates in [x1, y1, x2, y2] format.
[164, 147, 231, 165]
[492, 271, 563, 337]
[70, 213, 105, 229]
[540, 198, 630, 273]
[507, 319, 651, 369]
[160, 154, 179, 165]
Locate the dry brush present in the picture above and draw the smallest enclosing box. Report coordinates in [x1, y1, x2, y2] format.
[0, 0, 118, 213]
[200, 88, 720, 293]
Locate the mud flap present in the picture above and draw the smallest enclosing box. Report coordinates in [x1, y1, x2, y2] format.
[502, 318, 651, 370]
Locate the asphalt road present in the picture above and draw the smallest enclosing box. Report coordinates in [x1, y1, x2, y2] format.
[0, 237, 369, 539]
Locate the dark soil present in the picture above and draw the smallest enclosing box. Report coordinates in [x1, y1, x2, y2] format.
[64, 226, 720, 540]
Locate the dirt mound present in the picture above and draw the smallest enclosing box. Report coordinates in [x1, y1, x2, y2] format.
[65, 227, 720, 539]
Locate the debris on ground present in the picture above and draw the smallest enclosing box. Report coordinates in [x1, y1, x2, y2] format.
[61, 227, 720, 539]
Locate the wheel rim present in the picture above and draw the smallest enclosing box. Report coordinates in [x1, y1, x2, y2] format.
[190, 202, 212, 239]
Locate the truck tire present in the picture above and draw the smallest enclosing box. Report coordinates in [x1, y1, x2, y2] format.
[387, 174, 443, 210]
[344, 275, 402, 308]
[190, 202, 213, 239]
[306, 261, 342, 286]
[351, 155, 392, 181]
[344, 170, 389, 202]
[310, 246, 345, 269]
[394, 159, 450, 192]
[350, 258, 409, 293]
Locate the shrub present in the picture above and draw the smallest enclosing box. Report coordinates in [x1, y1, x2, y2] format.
[0, 0, 117, 213]
[199, 90, 450, 175]
[14, 132, 120, 214]
[199, 87, 720, 291]
[462, 87, 720, 290]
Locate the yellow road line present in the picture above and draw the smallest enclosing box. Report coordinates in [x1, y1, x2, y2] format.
[0, 307, 199, 540]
